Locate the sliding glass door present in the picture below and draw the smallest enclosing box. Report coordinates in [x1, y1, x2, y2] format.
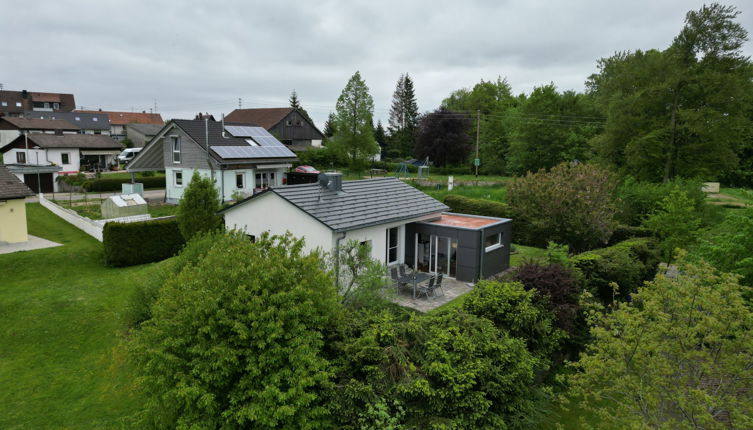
[414, 233, 457, 277]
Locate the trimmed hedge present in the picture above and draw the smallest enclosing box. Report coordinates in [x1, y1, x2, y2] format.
[608, 224, 652, 244]
[443, 194, 509, 218]
[84, 176, 166, 192]
[103, 218, 185, 267]
[572, 238, 660, 304]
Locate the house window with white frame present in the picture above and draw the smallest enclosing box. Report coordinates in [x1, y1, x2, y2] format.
[484, 232, 503, 252]
[174, 171, 183, 187]
[172, 136, 181, 163]
[386, 227, 399, 264]
[236, 172, 244, 189]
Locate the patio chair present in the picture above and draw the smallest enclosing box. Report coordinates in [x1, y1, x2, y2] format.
[390, 267, 405, 291]
[433, 273, 445, 297]
[418, 276, 435, 299]
[398, 264, 407, 278]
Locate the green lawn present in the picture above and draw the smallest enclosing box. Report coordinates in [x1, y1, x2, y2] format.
[418, 183, 507, 203]
[0, 204, 159, 428]
[51, 199, 178, 220]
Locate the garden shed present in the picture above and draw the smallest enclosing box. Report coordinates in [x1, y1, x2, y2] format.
[101, 193, 147, 219]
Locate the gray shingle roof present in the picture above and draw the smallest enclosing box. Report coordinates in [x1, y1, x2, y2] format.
[24, 111, 110, 131]
[0, 164, 34, 199]
[227, 177, 449, 232]
[13, 134, 123, 149]
[126, 123, 163, 135]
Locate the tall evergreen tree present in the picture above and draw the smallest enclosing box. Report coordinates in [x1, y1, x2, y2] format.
[288, 89, 312, 123]
[387, 73, 419, 158]
[322, 112, 336, 138]
[332, 71, 378, 169]
[374, 120, 386, 149]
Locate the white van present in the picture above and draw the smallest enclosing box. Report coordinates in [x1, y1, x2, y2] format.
[118, 148, 142, 164]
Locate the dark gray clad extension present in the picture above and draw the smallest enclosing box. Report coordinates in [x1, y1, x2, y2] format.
[224, 177, 449, 232]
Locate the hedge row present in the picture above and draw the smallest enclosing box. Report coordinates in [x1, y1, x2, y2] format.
[85, 176, 166, 192]
[103, 218, 185, 267]
[572, 237, 660, 304]
[443, 194, 509, 218]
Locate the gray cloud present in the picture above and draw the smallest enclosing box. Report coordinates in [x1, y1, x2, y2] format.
[1, 0, 751, 127]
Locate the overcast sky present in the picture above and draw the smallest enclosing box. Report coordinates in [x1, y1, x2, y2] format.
[1, 0, 751, 128]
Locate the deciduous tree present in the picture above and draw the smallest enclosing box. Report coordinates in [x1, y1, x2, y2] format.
[332, 71, 378, 169]
[566, 260, 753, 429]
[414, 107, 472, 166]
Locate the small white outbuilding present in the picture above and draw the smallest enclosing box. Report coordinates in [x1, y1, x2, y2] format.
[101, 193, 148, 219]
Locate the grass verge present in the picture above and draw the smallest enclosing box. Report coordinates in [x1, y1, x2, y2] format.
[0, 203, 160, 428]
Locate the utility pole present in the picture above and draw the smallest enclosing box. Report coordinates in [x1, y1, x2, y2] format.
[475, 109, 480, 183]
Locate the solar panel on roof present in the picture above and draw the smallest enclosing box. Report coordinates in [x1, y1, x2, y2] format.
[224, 126, 285, 147]
[211, 145, 296, 159]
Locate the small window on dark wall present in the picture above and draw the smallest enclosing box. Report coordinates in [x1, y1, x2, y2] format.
[484, 232, 503, 251]
[61, 153, 70, 164]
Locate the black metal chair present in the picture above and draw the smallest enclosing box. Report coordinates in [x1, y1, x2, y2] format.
[398, 265, 408, 278]
[418, 276, 435, 299]
[433, 273, 445, 297]
[390, 267, 405, 292]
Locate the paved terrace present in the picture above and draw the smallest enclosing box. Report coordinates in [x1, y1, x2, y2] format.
[390, 276, 474, 312]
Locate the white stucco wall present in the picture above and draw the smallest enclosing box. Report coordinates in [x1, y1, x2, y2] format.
[165, 167, 213, 203]
[339, 214, 439, 265]
[166, 167, 288, 203]
[46, 148, 80, 172]
[223, 192, 333, 256]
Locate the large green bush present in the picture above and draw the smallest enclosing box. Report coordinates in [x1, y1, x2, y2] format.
[103, 218, 185, 267]
[130, 233, 339, 429]
[572, 238, 660, 305]
[615, 176, 705, 226]
[297, 145, 349, 169]
[443, 194, 509, 218]
[84, 176, 165, 192]
[506, 163, 618, 252]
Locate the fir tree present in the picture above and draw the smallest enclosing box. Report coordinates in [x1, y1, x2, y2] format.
[289, 89, 312, 123]
[387, 73, 419, 158]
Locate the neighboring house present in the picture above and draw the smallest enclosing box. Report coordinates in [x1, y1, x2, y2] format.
[125, 123, 163, 147]
[0, 134, 123, 191]
[127, 119, 298, 203]
[0, 117, 80, 147]
[23, 111, 110, 135]
[225, 108, 324, 151]
[0, 89, 76, 117]
[0, 164, 34, 243]
[221, 175, 512, 282]
[75, 110, 164, 139]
